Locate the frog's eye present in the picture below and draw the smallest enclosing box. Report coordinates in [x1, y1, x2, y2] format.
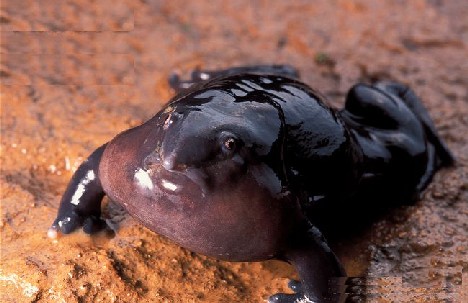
[223, 137, 236, 151]
[219, 132, 240, 155]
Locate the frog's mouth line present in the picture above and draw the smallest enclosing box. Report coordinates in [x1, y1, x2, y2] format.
[133, 166, 183, 194]
[134, 164, 209, 196]
[161, 179, 178, 191]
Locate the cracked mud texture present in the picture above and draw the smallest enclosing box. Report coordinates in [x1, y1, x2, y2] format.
[1, 1, 467, 302]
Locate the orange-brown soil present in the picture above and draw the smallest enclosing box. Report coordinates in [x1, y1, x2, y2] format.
[1, 1, 467, 302]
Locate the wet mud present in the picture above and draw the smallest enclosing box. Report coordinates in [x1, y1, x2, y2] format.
[1, 1, 467, 302]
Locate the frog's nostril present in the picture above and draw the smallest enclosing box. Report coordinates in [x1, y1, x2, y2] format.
[143, 151, 161, 169]
[143, 151, 181, 171]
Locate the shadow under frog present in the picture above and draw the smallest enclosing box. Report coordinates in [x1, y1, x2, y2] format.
[49, 65, 454, 303]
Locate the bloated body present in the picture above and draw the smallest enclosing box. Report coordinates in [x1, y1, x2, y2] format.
[50, 65, 454, 303]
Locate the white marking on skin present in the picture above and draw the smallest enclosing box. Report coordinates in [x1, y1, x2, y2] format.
[161, 179, 178, 191]
[163, 113, 173, 130]
[294, 296, 315, 303]
[57, 217, 71, 228]
[134, 168, 154, 190]
[70, 170, 96, 205]
[312, 195, 325, 202]
[71, 184, 86, 205]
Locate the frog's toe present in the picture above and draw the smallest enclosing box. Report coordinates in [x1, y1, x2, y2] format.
[168, 73, 195, 92]
[287, 279, 303, 292]
[168, 73, 182, 90]
[268, 278, 367, 303]
[82, 215, 107, 234]
[268, 292, 313, 303]
[48, 211, 84, 237]
[48, 211, 107, 238]
[268, 281, 312, 303]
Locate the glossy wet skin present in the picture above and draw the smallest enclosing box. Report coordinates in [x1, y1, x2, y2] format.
[100, 74, 346, 260]
[49, 65, 454, 303]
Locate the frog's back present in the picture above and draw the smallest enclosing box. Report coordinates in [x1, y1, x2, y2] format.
[272, 80, 361, 203]
[176, 73, 361, 203]
[181, 73, 360, 200]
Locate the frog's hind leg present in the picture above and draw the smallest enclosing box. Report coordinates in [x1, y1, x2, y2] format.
[374, 82, 455, 167]
[169, 65, 300, 93]
[339, 83, 448, 202]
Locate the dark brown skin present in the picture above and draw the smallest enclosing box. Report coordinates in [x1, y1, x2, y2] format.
[49, 65, 454, 303]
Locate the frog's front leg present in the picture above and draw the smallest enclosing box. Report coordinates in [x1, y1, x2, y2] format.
[48, 144, 107, 238]
[169, 65, 300, 93]
[269, 225, 350, 303]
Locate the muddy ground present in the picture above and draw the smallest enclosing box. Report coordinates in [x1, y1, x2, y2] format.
[1, 1, 467, 302]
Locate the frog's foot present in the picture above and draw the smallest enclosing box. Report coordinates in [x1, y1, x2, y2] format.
[169, 65, 300, 93]
[268, 280, 310, 303]
[268, 279, 365, 303]
[48, 211, 106, 239]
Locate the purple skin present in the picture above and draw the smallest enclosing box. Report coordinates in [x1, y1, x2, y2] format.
[49, 65, 454, 303]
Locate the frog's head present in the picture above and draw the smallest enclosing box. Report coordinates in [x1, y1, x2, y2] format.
[141, 89, 285, 194]
[123, 89, 300, 260]
[159, 112, 248, 172]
